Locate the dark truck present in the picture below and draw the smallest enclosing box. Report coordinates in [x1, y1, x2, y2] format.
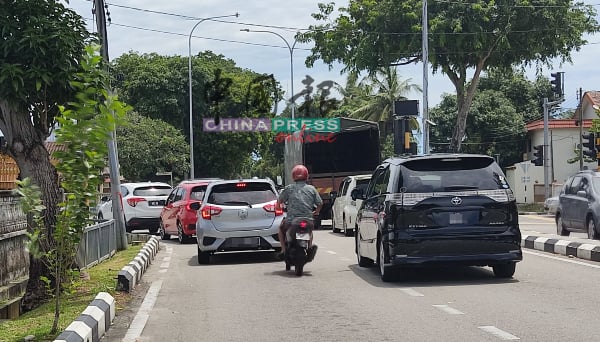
[283, 117, 381, 228]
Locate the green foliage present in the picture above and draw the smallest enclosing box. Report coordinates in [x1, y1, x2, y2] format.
[299, 0, 599, 151]
[15, 45, 127, 333]
[111, 51, 281, 178]
[430, 85, 527, 167]
[0, 0, 89, 134]
[117, 112, 190, 182]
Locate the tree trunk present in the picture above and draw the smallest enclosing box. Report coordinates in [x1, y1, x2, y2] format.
[0, 102, 61, 311]
[449, 64, 485, 152]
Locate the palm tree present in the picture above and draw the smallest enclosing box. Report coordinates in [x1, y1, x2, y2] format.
[346, 66, 422, 135]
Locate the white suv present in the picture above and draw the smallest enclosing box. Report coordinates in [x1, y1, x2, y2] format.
[331, 174, 371, 236]
[97, 182, 172, 233]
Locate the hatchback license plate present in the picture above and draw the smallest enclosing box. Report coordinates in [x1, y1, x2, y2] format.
[149, 200, 163, 206]
[230, 237, 260, 247]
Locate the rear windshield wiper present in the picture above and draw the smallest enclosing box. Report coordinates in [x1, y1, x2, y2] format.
[222, 201, 253, 207]
[443, 185, 479, 191]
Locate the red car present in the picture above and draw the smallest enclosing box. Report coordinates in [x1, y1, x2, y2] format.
[159, 179, 220, 243]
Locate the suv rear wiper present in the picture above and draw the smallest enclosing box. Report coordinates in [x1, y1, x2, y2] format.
[222, 201, 253, 207]
[443, 185, 479, 191]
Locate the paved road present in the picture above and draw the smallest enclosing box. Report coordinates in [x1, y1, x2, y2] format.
[103, 217, 600, 341]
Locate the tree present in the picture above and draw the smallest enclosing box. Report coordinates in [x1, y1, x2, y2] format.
[298, 0, 599, 151]
[430, 89, 526, 167]
[117, 112, 190, 182]
[0, 0, 88, 310]
[111, 52, 281, 178]
[16, 45, 125, 333]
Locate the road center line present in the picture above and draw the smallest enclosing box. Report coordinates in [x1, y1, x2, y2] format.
[432, 304, 464, 315]
[478, 326, 520, 340]
[327, 250, 337, 255]
[523, 250, 600, 269]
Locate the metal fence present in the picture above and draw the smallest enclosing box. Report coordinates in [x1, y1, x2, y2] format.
[76, 219, 117, 270]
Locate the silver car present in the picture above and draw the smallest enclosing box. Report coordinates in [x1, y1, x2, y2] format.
[193, 179, 284, 264]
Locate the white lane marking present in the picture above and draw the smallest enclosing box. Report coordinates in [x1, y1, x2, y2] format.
[160, 262, 170, 268]
[162, 256, 171, 262]
[399, 288, 425, 297]
[339, 257, 352, 262]
[327, 250, 337, 255]
[524, 250, 600, 269]
[432, 304, 464, 315]
[158, 269, 167, 273]
[123, 280, 163, 342]
[478, 326, 520, 340]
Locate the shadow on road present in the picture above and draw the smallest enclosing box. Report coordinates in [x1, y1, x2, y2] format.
[348, 263, 520, 288]
[186, 250, 281, 267]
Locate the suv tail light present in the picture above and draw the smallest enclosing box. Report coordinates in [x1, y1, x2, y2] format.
[263, 201, 283, 216]
[201, 205, 222, 220]
[127, 197, 146, 207]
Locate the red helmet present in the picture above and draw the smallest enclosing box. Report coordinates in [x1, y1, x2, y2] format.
[292, 164, 309, 181]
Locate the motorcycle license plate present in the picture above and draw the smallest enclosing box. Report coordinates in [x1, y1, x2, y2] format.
[296, 233, 310, 240]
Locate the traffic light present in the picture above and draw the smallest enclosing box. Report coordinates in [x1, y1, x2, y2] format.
[532, 144, 544, 166]
[550, 72, 563, 97]
[583, 132, 596, 158]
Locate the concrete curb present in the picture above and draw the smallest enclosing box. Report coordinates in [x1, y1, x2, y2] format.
[53, 292, 115, 342]
[53, 235, 160, 342]
[522, 234, 600, 262]
[117, 236, 160, 292]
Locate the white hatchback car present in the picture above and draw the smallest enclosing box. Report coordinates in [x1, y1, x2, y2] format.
[331, 174, 371, 236]
[97, 182, 172, 233]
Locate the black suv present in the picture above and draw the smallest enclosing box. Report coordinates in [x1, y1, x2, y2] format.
[555, 170, 600, 239]
[352, 154, 522, 282]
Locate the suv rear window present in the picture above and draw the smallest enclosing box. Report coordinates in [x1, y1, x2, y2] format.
[133, 186, 172, 196]
[208, 182, 276, 205]
[398, 157, 508, 193]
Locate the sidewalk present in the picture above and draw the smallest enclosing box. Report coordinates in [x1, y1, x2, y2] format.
[521, 231, 600, 262]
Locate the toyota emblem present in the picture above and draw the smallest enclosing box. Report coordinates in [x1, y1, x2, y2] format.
[238, 208, 248, 219]
[451, 197, 462, 205]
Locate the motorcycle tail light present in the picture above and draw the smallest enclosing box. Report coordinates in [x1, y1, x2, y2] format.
[201, 205, 222, 220]
[299, 221, 307, 228]
[126, 197, 146, 207]
[263, 201, 283, 216]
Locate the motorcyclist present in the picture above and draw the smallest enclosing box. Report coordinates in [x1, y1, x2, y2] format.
[276, 164, 322, 258]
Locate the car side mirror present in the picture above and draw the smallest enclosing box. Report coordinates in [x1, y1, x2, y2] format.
[101, 196, 109, 202]
[329, 191, 338, 200]
[351, 188, 364, 201]
[189, 202, 201, 210]
[577, 190, 587, 198]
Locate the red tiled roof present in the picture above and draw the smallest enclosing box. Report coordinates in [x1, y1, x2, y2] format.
[526, 119, 592, 131]
[585, 91, 600, 107]
[44, 141, 66, 154]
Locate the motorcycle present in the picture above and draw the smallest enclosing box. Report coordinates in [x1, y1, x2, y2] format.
[285, 217, 318, 276]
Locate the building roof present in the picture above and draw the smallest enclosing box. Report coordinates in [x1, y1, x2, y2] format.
[526, 119, 592, 131]
[584, 91, 600, 107]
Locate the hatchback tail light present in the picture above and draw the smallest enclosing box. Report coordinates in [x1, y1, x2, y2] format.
[127, 197, 146, 207]
[263, 201, 283, 216]
[201, 205, 222, 220]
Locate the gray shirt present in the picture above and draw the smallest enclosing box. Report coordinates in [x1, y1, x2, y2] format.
[278, 181, 323, 221]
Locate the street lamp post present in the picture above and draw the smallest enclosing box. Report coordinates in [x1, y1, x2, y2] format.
[240, 29, 298, 120]
[188, 13, 238, 179]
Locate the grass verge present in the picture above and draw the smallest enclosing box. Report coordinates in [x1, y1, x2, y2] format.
[0, 244, 142, 342]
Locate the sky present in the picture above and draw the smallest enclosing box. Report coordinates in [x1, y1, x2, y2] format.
[63, 0, 600, 118]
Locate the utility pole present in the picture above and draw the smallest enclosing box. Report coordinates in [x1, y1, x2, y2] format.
[94, 0, 127, 250]
[578, 88, 584, 171]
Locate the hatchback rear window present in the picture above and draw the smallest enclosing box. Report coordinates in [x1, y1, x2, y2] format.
[208, 182, 277, 205]
[133, 186, 172, 196]
[190, 185, 207, 200]
[398, 157, 508, 192]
